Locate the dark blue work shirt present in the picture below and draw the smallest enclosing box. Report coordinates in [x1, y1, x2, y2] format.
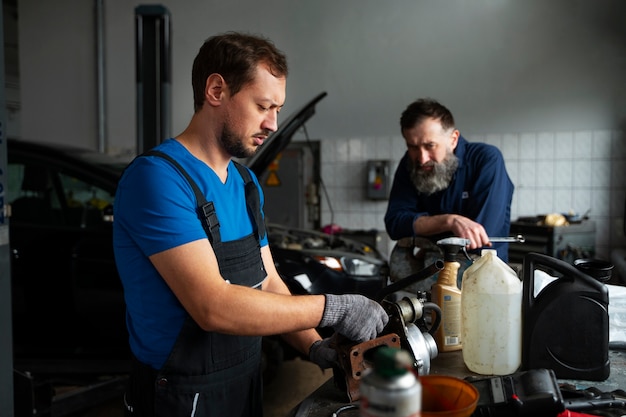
[384, 135, 514, 261]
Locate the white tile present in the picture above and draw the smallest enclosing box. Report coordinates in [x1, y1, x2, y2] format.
[517, 188, 537, 216]
[592, 130, 612, 159]
[483, 134, 501, 148]
[320, 162, 336, 185]
[324, 186, 341, 211]
[536, 132, 555, 160]
[362, 212, 380, 229]
[612, 131, 626, 158]
[591, 160, 611, 187]
[554, 131, 574, 159]
[334, 164, 352, 188]
[554, 160, 573, 187]
[320, 140, 336, 163]
[470, 134, 485, 143]
[346, 186, 362, 211]
[348, 138, 365, 161]
[554, 189, 573, 212]
[536, 161, 555, 187]
[519, 161, 536, 187]
[572, 160, 592, 188]
[535, 189, 554, 214]
[611, 160, 626, 188]
[375, 137, 395, 160]
[573, 131, 593, 158]
[519, 133, 537, 160]
[320, 209, 331, 226]
[365, 137, 380, 160]
[500, 134, 519, 160]
[591, 188, 611, 216]
[346, 162, 364, 188]
[572, 188, 592, 215]
[392, 136, 408, 160]
[335, 139, 349, 162]
[333, 212, 350, 228]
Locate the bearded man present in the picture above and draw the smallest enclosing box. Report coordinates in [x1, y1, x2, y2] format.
[384, 98, 514, 290]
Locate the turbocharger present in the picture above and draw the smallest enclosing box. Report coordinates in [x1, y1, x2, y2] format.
[331, 261, 443, 402]
[390, 295, 440, 375]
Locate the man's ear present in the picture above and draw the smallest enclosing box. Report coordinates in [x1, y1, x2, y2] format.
[205, 73, 225, 106]
[450, 129, 460, 150]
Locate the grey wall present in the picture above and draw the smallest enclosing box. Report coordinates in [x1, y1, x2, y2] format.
[16, 0, 626, 150]
[13, 0, 626, 260]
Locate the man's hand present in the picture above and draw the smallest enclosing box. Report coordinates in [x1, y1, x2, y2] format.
[319, 294, 388, 342]
[308, 338, 337, 370]
[448, 214, 491, 250]
[412, 213, 492, 250]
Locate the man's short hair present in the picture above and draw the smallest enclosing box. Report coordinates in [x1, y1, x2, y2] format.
[192, 32, 288, 112]
[400, 98, 455, 132]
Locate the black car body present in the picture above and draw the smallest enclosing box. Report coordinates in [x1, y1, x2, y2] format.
[8, 92, 388, 404]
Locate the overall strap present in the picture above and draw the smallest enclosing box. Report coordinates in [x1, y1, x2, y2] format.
[142, 151, 266, 244]
[143, 150, 221, 245]
[232, 161, 267, 241]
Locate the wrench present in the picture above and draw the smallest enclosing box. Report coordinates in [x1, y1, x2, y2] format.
[488, 234, 525, 243]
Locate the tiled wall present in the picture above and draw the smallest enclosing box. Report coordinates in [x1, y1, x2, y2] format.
[319, 129, 626, 261]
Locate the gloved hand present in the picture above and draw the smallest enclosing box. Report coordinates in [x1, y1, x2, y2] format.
[319, 294, 388, 342]
[308, 338, 337, 370]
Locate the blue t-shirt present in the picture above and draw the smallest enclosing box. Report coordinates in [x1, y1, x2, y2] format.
[384, 135, 514, 261]
[113, 139, 268, 369]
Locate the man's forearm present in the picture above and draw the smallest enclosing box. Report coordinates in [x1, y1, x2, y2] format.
[281, 328, 322, 356]
[412, 213, 455, 236]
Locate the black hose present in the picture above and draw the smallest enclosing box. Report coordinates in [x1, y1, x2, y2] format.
[422, 301, 442, 335]
[376, 260, 444, 301]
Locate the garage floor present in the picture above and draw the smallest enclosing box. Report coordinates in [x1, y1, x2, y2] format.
[262, 358, 332, 416]
[82, 358, 331, 417]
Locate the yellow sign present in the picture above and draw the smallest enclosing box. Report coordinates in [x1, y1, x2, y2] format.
[265, 171, 281, 187]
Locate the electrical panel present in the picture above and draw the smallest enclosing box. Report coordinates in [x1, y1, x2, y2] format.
[366, 160, 389, 200]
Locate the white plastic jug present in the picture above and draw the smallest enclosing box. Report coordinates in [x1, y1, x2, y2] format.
[461, 249, 522, 375]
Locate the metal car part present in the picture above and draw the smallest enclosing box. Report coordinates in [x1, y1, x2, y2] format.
[331, 261, 444, 402]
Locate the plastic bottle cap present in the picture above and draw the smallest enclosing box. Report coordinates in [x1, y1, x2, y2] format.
[374, 347, 412, 378]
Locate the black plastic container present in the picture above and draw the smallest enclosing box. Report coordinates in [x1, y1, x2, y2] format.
[522, 252, 610, 381]
[573, 258, 614, 283]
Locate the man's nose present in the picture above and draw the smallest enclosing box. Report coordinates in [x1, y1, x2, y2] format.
[262, 109, 279, 132]
[417, 148, 430, 165]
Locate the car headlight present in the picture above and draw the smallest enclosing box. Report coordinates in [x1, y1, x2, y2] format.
[313, 255, 381, 277]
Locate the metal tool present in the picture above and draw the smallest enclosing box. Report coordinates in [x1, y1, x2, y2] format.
[489, 234, 525, 243]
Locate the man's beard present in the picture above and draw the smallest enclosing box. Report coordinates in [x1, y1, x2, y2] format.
[219, 124, 257, 159]
[409, 151, 459, 195]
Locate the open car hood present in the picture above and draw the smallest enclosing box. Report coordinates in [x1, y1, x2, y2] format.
[245, 91, 327, 177]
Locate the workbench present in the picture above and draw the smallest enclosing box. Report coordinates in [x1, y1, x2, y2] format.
[287, 349, 626, 417]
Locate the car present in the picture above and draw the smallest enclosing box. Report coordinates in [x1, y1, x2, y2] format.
[7, 92, 389, 411]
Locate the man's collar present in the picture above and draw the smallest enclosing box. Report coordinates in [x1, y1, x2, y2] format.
[454, 135, 468, 167]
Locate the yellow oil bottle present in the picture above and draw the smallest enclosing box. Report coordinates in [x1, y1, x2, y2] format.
[431, 237, 469, 352]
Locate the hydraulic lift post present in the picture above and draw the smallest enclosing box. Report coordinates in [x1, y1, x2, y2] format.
[0, 1, 15, 414]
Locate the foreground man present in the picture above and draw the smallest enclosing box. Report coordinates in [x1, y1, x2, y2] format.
[384, 98, 514, 290]
[114, 32, 387, 417]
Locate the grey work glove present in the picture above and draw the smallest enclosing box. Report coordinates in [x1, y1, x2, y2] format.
[308, 338, 338, 370]
[319, 294, 388, 342]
